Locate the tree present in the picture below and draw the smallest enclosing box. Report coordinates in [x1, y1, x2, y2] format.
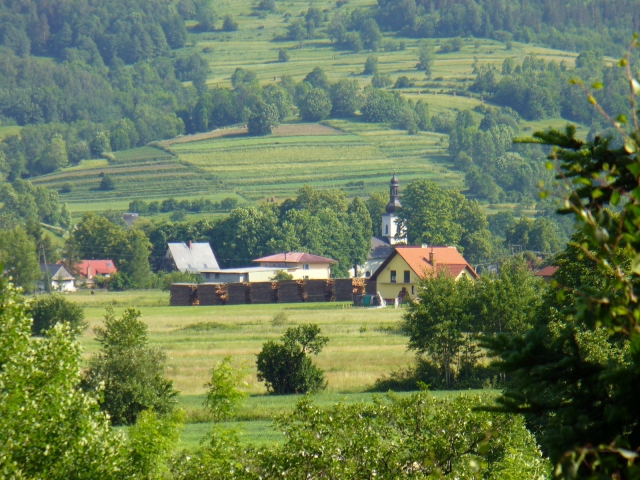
[303, 67, 330, 92]
[417, 44, 435, 76]
[256, 324, 329, 394]
[278, 49, 289, 62]
[0, 226, 40, 291]
[0, 276, 128, 478]
[59, 203, 72, 229]
[397, 180, 462, 246]
[271, 270, 294, 281]
[299, 88, 332, 121]
[287, 19, 306, 47]
[393, 76, 412, 89]
[363, 55, 378, 75]
[222, 15, 238, 32]
[82, 307, 178, 425]
[118, 229, 154, 289]
[329, 79, 363, 117]
[366, 191, 388, 236]
[90, 132, 110, 157]
[39, 134, 68, 173]
[359, 18, 382, 49]
[403, 271, 473, 388]
[262, 84, 292, 121]
[100, 174, 115, 190]
[204, 357, 247, 422]
[248, 100, 280, 135]
[30, 294, 86, 336]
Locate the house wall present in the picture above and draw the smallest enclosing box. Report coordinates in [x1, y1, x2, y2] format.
[203, 272, 247, 283]
[289, 264, 331, 280]
[374, 255, 420, 301]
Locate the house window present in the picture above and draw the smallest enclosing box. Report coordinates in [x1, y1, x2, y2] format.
[214, 273, 220, 279]
[385, 225, 389, 235]
[365, 271, 371, 278]
[411, 285, 415, 295]
[390, 270, 396, 283]
[303, 264, 310, 270]
[303, 275, 309, 280]
[404, 271, 410, 283]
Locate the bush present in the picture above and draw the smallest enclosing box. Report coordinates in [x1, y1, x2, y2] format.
[256, 324, 329, 394]
[270, 270, 294, 281]
[371, 73, 392, 88]
[278, 49, 290, 62]
[82, 307, 178, 425]
[363, 56, 378, 75]
[204, 357, 247, 422]
[99, 174, 115, 191]
[157, 271, 199, 291]
[393, 76, 412, 89]
[59, 182, 73, 193]
[30, 294, 87, 336]
[222, 15, 238, 31]
[298, 88, 332, 121]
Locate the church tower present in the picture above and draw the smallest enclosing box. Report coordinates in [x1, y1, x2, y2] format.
[381, 173, 404, 244]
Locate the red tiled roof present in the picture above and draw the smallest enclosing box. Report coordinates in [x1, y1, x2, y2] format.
[372, 246, 478, 280]
[76, 260, 117, 278]
[253, 252, 337, 264]
[534, 265, 558, 277]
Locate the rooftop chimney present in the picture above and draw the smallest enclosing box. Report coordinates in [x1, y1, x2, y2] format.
[429, 247, 435, 266]
[187, 241, 192, 250]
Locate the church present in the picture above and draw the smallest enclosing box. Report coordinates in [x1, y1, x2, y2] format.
[360, 173, 406, 278]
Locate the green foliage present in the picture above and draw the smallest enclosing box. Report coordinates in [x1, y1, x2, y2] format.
[100, 174, 115, 191]
[0, 275, 127, 478]
[30, 293, 86, 336]
[329, 79, 363, 118]
[270, 270, 294, 281]
[277, 49, 289, 62]
[222, 15, 239, 32]
[417, 44, 435, 76]
[0, 226, 40, 291]
[204, 357, 248, 423]
[82, 307, 178, 425]
[247, 100, 280, 135]
[365, 191, 388, 236]
[393, 75, 413, 89]
[255, 391, 550, 478]
[256, 324, 329, 394]
[363, 55, 378, 75]
[299, 88, 332, 121]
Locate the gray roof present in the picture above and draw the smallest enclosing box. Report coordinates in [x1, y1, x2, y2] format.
[40, 264, 74, 280]
[167, 243, 219, 273]
[368, 236, 393, 260]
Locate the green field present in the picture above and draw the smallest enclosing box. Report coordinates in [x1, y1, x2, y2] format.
[25, 0, 590, 211]
[67, 289, 432, 447]
[68, 289, 497, 449]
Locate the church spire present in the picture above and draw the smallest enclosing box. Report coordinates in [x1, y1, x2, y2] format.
[385, 172, 401, 213]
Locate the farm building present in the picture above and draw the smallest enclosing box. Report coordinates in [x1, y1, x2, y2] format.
[75, 259, 117, 286]
[39, 264, 76, 292]
[252, 252, 337, 280]
[160, 242, 219, 274]
[201, 267, 295, 283]
[369, 245, 478, 302]
[534, 265, 558, 282]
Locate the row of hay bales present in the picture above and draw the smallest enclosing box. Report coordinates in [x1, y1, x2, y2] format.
[170, 279, 371, 306]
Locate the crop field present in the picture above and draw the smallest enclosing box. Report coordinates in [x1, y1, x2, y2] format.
[67, 289, 440, 447]
[27, 0, 589, 211]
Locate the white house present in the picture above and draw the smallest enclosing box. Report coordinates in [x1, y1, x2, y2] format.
[39, 264, 76, 292]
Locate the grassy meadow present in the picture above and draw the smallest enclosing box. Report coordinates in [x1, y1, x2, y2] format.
[69, 289, 442, 448]
[28, 0, 590, 212]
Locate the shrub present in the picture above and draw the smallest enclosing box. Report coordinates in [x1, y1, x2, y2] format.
[363, 56, 378, 75]
[99, 174, 115, 191]
[393, 76, 412, 89]
[371, 73, 392, 88]
[278, 49, 290, 62]
[30, 294, 87, 336]
[256, 324, 329, 394]
[204, 357, 248, 422]
[222, 15, 238, 31]
[59, 182, 73, 193]
[81, 307, 178, 425]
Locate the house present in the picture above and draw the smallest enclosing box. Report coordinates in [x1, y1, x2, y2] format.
[369, 245, 478, 302]
[253, 252, 337, 280]
[534, 265, 558, 283]
[358, 173, 407, 278]
[39, 264, 76, 292]
[200, 252, 337, 283]
[161, 242, 219, 274]
[76, 259, 117, 281]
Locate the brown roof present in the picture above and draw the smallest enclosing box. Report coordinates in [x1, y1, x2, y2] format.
[371, 246, 478, 280]
[253, 252, 337, 264]
[534, 265, 558, 277]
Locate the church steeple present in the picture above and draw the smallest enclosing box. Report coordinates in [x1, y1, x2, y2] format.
[382, 172, 404, 244]
[385, 172, 401, 213]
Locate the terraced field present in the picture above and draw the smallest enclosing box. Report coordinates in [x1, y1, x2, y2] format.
[169, 121, 456, 200]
